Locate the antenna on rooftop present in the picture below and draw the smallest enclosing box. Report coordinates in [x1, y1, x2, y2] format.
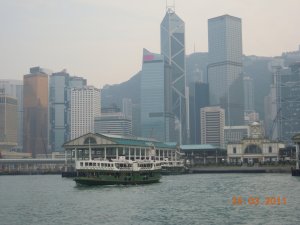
[166, 0, 175, 13]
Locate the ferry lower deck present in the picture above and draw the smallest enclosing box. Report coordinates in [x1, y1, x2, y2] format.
[74, 169, 161, 185]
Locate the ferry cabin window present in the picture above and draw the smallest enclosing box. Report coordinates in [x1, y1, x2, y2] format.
[233, 147, 236, 154]
[80, 162, 83, 166]
[97, 163, 100, 166]
[269, 146, 272, 153]
[93, 163, 96, 166]
[85, 162, 88, 166]
[89, 162, 93, 166]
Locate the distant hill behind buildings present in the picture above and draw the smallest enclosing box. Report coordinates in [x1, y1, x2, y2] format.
[101, 54, 275, 121]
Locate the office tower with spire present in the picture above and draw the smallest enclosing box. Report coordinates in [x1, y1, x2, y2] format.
[207, 15, 244, 126]
[160, 6, 189, 144]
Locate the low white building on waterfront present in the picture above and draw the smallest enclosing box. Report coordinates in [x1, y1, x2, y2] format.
[227, 122, 285, 163]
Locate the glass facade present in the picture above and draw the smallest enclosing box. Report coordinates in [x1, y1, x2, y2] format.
[194, 82, 209, 144]
[49, 72, 86, 152]
[0, 80, 23, 148]
[161, 8, 188, 143]
[23, 69, 49, 157]
[208, 15, 244, 126]
[0, 93, 18, 150]
[141, 49, 165, 140]
[94, 113, 132, 136]
[243, 76, 254, 112]
[277, 63, 300, 143]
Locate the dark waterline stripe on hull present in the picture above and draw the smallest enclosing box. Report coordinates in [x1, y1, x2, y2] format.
[74, 177, 160, 185]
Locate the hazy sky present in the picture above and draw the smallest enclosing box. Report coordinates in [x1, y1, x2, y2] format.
[1, 0, 300, 87]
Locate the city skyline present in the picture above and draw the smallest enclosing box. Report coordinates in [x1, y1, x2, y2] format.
[1, 0, 300, 87]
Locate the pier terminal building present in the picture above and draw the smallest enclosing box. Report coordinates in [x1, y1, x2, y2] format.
[227, 122, 285, 163]
[63, 133, 179, 171]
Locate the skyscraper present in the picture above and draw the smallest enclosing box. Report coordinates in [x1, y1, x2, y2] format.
[161, 7, 188, 144]
[122, 98, 133, 120]
[273, 62, 300, 144]
[0, 89, 18, 151]
[23, 67, 49, 157]
[0, 79, 23, 148]
[243, 76, 254, 112]
[194, 82, 209, 144]
[132, 103, 141, 137]
[49, 71, 86, 151]
[70, 86, 101, 139]
[140, 48, 174, 142]
[208, 14, 244, 126]
[200, 106, 225, 148]
[94, 112, 132, 136]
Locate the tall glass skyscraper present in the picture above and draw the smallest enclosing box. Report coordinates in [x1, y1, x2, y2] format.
[49, 71, 86, 151]
[23, 67, 50, 157]
[208, 15, 244, 126]
[243, 76, 254, 112]
[0, 79, 23, 148]
[161, 8, 188, 144]
[141, 48, 174, 142]
[274, 62, 300, 144]
[0, 89, 18, 151]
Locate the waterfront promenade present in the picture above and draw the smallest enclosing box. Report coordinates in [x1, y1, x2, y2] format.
[0, 158, 65, 175]
[0, 157, 294, 175]
[189, 166, 291, 173]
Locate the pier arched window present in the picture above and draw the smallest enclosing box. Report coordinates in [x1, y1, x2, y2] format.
[244, 144, 262, 154]
[84, 137, 97, 145]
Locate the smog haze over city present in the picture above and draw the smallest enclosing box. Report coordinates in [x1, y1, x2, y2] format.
[1, 0, 300, 87]
[1, 1, 300, 225]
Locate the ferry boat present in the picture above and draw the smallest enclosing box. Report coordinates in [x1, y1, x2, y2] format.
[291, 133, 300, 176]
[161, 158, 188, 175]
[74, 156, 162, 185]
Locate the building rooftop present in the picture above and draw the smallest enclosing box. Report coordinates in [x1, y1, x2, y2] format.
[102, 133, 176, 149]
[180, 144, 225, 151]
[63, 133, 177, 150]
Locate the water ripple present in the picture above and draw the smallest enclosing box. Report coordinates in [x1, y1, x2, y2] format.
[0, 174, 299, 225]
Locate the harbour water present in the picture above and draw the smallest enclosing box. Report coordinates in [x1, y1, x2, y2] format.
[0, 174, 299, 225]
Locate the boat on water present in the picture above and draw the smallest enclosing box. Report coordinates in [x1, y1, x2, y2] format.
[291, 133, 300, 176]
[161, 158, 188, 175]
[74, 156, 162, 185]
